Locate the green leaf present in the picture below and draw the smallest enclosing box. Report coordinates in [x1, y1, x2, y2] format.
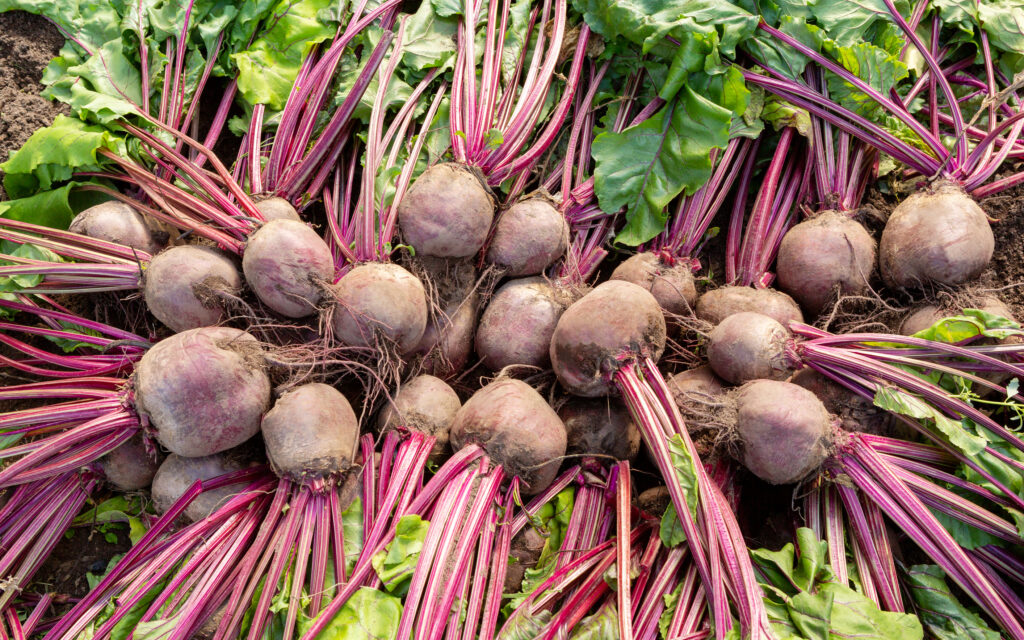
[342, 497, 364, 575]
[594, 86, 732, 246]
[659, 502, 686, 547]
[231, 0, 339, 110]
[929, 507, 1003, 550]
[1, 116, 122, 198]
[44, 320, 105, 353]
[371, 514, 429, 596]
[569, 604, 618, 639]
[73, 495, 148, 527]
[313, 587, 402, 640]
[658, 582, 682, 640]
[430, 0, 462, 18]
[906, 564, 1000, 640]
[751, 528, 923, 640]
[810, 0, 912, 47]
[979, 1, 1024, 60]
[910, 308, 1024, 343]
[761, 95, 811, 135]
[573, 0, 757, 60]
[399, 0, 457, 72]
[0, 241, 64, 291]
[504, 487, 575, 610]
[872, 386, 987, 456]
[0, 181, 108, 229]
[666, 433, 700, 519]
[821, 41, 909, 117]
[0, 0, 121, 52]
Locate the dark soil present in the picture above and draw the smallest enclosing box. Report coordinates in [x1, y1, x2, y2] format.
[0, 12, 68, 201]
[978, 180, 1024, 320]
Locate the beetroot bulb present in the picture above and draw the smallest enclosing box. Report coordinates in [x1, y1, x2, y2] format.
[151, 451, 250, 522]
[134, 327, 271, 457]
[377, 374, 461, 461]
[0, 218, 243, 333]
[485, 194, 569, 276]
[398, 163, 496, 258]
[775, 127, 878, 317]
[69, 200, 166, 254]
[261, 383, 359, 482]
[549, 280, 770, 634]
[450, 378, 567, 495]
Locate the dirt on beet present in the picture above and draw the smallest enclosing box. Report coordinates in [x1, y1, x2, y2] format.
[0, 12, 68, 200]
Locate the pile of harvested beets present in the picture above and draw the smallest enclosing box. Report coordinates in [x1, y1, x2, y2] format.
[2, 0, 1024, 637]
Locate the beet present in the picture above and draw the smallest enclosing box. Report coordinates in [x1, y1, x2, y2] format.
[485, 197, 568, 276]
[450, 378, 567, 495]
[242, 219, 334, 318]
[635, 486, 671, 517]
[696, 286, 804, 326]
[398, 163, 495, 258]
[378, 375, 461, 461]
[151, 453, 246, 522]
[879, 181, 994, 288]
[476, 277, 571, 370]
[261, 383, 358, 482]
[707, 312, 792, 384]
[550, 281, 666, 397]
[99, 433, 161, 491]
[414, 289, 478, 377]
[254, 196, 301, 222]
[411, 257, 479, 377]
[610, 253, 697, 318]
[734, 380, 832, 485]
[666, 365, 727, 410]
[69, 201, 165, 254]
[557, 397, 641, 461]
[776, 211, 876, 316]
[332, 263, 428, 353]
[134, 327, 270, 457]
[143, 245, 243, 333]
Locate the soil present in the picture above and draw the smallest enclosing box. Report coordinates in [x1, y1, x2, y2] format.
[977, 181, 1024, 319]
[0, 12, 68, 201]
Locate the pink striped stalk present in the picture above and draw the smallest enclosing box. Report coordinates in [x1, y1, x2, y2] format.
[0, 296, 149, 379]
[616, 359, 772, 640]
[322, 24, 447, 273]
[445, 0, 588, 196]
[828, 433, 1024, 638]
[0, 470, 98, 614]
[746, 0, 1024, 199]
[725, 127, 810, 288]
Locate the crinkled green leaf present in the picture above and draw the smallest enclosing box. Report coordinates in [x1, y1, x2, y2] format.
[573, 0, 757, 59]
[399, 0, 457, 72]
[906, 564, 1000, 640]
[822, 41, 908, 117]
[761, 95, 811, 135]
[496, 611, 552, 640]
[314, 587, 402, 640]
[666, 433, 700, 519]
[910, 308, 1024, 343]
[810, 0, 912, 47]
[1, 116, 123, 198]
[594, 86, 732, 246]
[0, 0, 120, 52]
[231, 0, 339, 110]
[658, 582, 682, 640]
[872, 386, 987, 456]
[752, 528, 923, 640]
[430, 0, 462, 18]
[979, 1, 1024, 60]
[371, 514, 429, 596]
[932, 0, 977, 35]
